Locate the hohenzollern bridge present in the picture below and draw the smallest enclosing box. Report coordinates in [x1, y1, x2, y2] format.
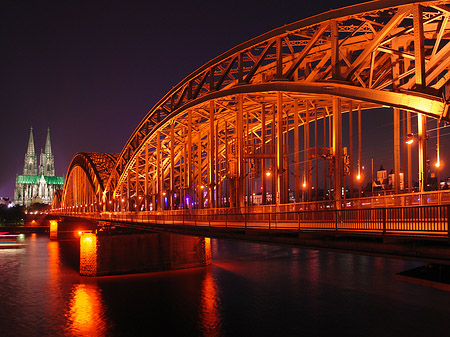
[50, 0, 450, 264]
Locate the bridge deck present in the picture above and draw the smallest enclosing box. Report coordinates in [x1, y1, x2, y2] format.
[56, 203, 450, 241]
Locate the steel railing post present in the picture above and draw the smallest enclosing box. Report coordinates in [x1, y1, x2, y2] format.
[335, 209, 338, 232]
[447, 205, 450, 242]
[383, 208, 387, 236]
[225, 212, 228, 229]
[245, 212, 247, 229]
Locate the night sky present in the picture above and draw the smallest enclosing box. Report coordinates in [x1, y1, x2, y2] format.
[1, 0, 449, 199]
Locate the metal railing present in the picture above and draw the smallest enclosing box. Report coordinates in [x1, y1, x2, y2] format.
[54, 203, 450, 240]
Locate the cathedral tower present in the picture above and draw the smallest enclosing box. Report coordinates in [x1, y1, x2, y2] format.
[15, 127, 64, 207]
[39, 128, 55, 176]
[23, 127, 37, 176]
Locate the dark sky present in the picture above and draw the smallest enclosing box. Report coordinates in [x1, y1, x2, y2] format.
[1, 0, 449, 198]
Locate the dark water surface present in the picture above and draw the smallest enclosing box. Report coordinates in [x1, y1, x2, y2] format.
[1, 234, 450, 336]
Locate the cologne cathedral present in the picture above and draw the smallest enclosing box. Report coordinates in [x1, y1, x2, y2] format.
[14, 127, 64, 207]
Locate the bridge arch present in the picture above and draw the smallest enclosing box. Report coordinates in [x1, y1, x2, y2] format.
[62, 153, 118, 212]
[74, 0, 450, 211]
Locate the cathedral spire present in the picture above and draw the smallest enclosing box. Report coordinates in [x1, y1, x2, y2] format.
[23, 126, 37, 176]
[27, 127, 36, 155]
[45, 128, 52, 155]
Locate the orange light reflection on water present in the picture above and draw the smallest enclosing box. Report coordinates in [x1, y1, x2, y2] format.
[200, 267, 222, 335]
[66, 283, 109, 336]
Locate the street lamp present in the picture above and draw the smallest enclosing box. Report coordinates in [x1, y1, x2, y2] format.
[405, 132, 415, 144]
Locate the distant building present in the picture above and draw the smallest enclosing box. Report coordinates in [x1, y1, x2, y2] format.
[373, 165, 404, 190]
[14, 127, 64, 207]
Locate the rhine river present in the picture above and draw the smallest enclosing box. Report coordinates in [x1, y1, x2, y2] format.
[1, 234, 450, 336]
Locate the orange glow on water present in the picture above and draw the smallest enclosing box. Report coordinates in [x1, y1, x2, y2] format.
[200, 268, 222, 335]
[66, 284, 108, 336]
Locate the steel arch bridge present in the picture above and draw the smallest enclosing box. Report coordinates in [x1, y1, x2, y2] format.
[55, 0, 450, 213]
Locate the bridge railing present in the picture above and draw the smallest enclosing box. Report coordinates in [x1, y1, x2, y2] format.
[57, 203, 450, 240]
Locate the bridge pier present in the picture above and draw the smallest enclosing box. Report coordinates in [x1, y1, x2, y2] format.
[79, 231, 211, 276]
[49, 220, 58, 240]
[48, 218, 98, 241]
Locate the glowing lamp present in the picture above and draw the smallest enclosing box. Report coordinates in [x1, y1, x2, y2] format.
[406, 133, 415, 145]
[265, 171, 271, 177]
[357, 174, 361, 180]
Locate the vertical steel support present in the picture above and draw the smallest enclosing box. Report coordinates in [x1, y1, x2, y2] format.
[209, 100, 215, 208]
[271, 114, 276, 204]
[225, 120, 229, 206]
[237, 94, 244, 208]
[418, 113, 427, 192]
[188, 110, 192, 201]
[403, 110, 407, 192]
[333, 97, 343, 208]
[329, 111, 332, 196]
[304, 101, 310, 202]
[277, 91, 286, 204]
[414, 4, 427, 193]
[331, 20, 340, 79]
[276, 37, 283, 79]
[324, 110, 327, 199]
[215, 121, 219, 207]
[392, 37, 401, 195]
[170, 122, 175, 209]
[407, 111, 412, 191]
[145, 143, 148, 211]
[294, 100, 300, 202]
[262, 104, 267, 205]
[284, 105, 289, 203]
[437, 119, 441, 190]
[413, 4, 426, 88]
[197, 130, 202, 208]
[314, 103, 318, 200]
[157, 131, 163, 211]
[135, 156, 140, 211]
[358, 104, 362, 198]
[349, 102, 353, 198]
[238, 53, 243, 83]
[127, 173, 130, 211]
[393, 108, 401, 194]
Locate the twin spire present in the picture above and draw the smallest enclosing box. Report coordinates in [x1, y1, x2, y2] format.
[23, 127, 54, 176]
[26, 127, 36, 156]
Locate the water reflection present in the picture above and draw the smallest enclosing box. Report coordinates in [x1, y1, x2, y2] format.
[200, 267, 222, 336]
[66, 283, 109, 336]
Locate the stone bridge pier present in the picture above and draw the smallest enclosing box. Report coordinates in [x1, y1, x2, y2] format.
[49, 218, 211, 276]
[79, 231, 211, 276]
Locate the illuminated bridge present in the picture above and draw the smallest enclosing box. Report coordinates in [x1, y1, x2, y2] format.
[51, 0, 450, 264]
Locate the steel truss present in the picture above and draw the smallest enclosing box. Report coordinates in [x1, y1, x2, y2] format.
[56, 0, 450, 212]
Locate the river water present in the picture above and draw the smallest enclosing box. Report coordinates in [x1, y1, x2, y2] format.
[1, 234, 450, 336]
